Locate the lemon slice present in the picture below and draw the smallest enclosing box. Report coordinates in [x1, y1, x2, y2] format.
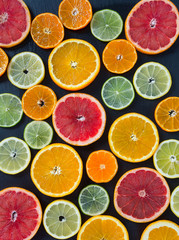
[170, 186, 179, 217]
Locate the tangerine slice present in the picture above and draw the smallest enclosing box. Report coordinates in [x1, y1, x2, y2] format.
[0, 48, 8, 76]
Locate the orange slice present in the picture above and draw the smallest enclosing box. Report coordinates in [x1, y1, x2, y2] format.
[154, 96, 179, 132]
[22, 85, 57, 120]
[0, 48, 8, 76]
[31, 13, 64, 49]
[30, 143, 83, 197]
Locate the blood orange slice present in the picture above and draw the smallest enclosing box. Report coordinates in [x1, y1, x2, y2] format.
[0, 187, 42, 240]
[114, 167, 170, 223]
[125, 0, 179, 54]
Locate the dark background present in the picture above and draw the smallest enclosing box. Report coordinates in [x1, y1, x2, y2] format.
[0, 0, 179, 239]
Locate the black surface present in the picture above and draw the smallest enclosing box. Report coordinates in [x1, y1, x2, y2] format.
[0, 0, 179, 239]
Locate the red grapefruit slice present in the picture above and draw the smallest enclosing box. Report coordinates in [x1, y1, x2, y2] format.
[114, 167, 170, 223]
[125, 0, 179, 54]
[52, 93, 106, 146]
[0, 0, 31, 48]
[0, 187, 42, 240]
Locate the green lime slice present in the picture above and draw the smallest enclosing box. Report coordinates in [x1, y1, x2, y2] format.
[0, 137, 31, 174]
[90, 9, 123, 42]
[0, 93, 23, 127]
[78, 184, 110, 216]
[101, 76, 135, 110]
[133, 62, 172, 99]
[153, 139, 179, 179]
[43, 200, 81, 239]
[24, 121, 53, 149]
[7, 52, 45, 89]
[170, 186, 179, 218]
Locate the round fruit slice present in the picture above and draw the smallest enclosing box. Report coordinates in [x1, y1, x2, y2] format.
[101, 76, 135, 110]
[31, 143, 83, 197]
[154, 97, 179, 132]
[7, 52, 45, 89]
[114, 167, 170, 223]
[108, 113, 159, 162]
[0, 0, 31, 48]
[78, 185, 110, 216]
[43, 200, 81, 239]
[22, 85, 57, 121]
[86, 150, 118, 183]
[24, 121, 53, 150]
[170, 186, 179, 218]
[133, 62, 172, 99]
[153, 139, 179, 179]
[125, 0, 179, 54]
[48, 39, 100, 91]
[52, 93, 106, 146]
[77, 215, 129, 240]
[0, 93, 23, 127]
[0, 48, 8, 76]
[90, 9, 123, 42]
[0, 187, 42, 240]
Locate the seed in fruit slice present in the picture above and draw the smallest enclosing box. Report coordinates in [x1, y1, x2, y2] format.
[133, 62, 172, 100]
[0, 93, 23, 127]
[0, 48, 8, 76]
[101, 76, 135, 110]
[0, 187, 42, 239]
[170, 186, 179, 218]
[43, 199, 81, 239]
[53, 93, 106, 146]
[114, 167, 170, 223]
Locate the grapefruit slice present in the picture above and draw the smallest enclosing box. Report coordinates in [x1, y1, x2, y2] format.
[114, 167, 170, 223]
[52, 93, 106, 146]
[0, 187, 42, 240]
[125, 0, 179, 54]
[0, 0, 31, 48]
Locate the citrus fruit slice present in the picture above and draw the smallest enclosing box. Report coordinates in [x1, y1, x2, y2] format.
[154, 97, 179, 132]
[43, 200, 81, 239]
[31, 13, 64, 49]
[102, 39, 137, 74]
[86, 150, 118, 183]
[24, 121, 53, 150]
[140, 220, 179, 240]
[52, 93, 106, 146]
[114, 167, 170, 223]
[90, 9, 123, 42]
[0, 48, 8, 76]
[170, 186, 179, 218]
[125, 0, 179, 54]
[7, 52, 45, 89]
[31, 143, 83, 197]
[153, 139, 179, 179]
[0, 0, 31, 48]
[77, 215, 129, 240]
[108, 113, 159, 162]
[0, 187, 42, 239]
[48, 39, 100, 91]
[101, 76, 135, 110]
[58, 0, 92, 30]
[22, 85, 57, 120]
[0, 93, 23, 127]
[133, 62, 172, 100]
[78, 185, 110, 216]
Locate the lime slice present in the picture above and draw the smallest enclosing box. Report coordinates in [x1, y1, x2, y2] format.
[153, 139, 179, 179]
[24, 121, 53, 149]
[101, 76, 135, 110]
[78, 184, 110, 216]
[90, 9, 123, 42]
[170, 186, 179, 217]
[133, 62, 172, 99]
[0, 137, 31, 174]
[43, 200, 81, 239]
[0, 93, 23, 127]
[7, 52, 45, 89]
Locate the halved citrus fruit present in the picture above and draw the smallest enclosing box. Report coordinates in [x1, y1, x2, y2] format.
[0, 48, 8, 76]
[0, 0, 31, 48]
[125, 0, 179, 54]
[170, 186, 179, 218]
[0, 187, 42, 239]
[48, 39, 100, 91]
[52, 93, 106, 146]
[108, 113, 159, 162]
[114, 167, 170, 223]
[30, 143, 83, 197]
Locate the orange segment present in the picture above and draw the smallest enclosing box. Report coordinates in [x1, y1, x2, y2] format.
[0, 48, 8, 76]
